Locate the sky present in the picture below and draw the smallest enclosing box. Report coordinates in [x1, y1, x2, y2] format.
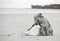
[0, 0, 60, 8]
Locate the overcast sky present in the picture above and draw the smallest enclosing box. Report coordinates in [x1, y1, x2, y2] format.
[0, 0, 60, 8]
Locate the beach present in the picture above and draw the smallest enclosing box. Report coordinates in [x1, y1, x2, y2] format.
[0, 8, 60, 41]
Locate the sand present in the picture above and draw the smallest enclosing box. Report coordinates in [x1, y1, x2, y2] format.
[0, 9, 60, 41]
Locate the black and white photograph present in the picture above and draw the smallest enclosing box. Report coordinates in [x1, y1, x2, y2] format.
[0, 0, 60, 41]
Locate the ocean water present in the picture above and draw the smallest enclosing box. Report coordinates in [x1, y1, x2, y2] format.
[0, 8, 60, 41]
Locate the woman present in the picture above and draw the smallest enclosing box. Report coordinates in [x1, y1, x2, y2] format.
[24, 13, 53, 36]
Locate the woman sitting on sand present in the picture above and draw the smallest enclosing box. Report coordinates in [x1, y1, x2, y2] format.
[24, 13, 53, 36]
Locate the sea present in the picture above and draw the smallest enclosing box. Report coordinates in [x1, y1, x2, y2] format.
[0, 8, 60, 41]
